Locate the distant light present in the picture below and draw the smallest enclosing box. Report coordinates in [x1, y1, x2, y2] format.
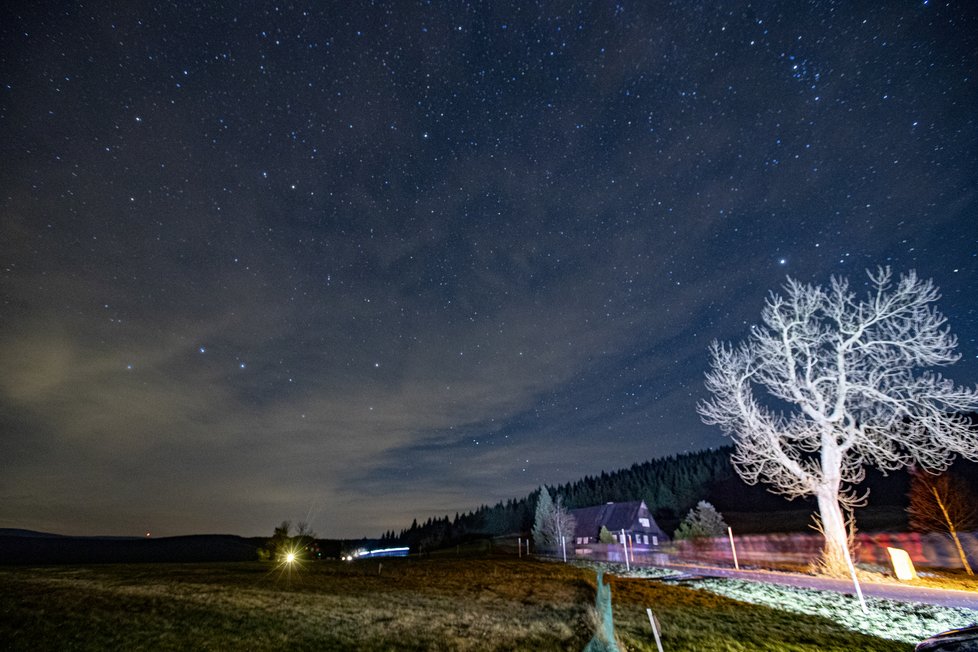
[286, 552, 296, 564]
[351, 546, 409, 559]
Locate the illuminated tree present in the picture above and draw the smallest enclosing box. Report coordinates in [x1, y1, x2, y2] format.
[907, 469, 977, 575]
[532, 487, 576, 551]
[699, 268, 978, 573]
[532, 487, 555, 550]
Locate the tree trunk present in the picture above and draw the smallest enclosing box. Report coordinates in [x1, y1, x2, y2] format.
[932, 486, 975, 576]
[815, 484, 850, 575]
[948, 528, 974, 576]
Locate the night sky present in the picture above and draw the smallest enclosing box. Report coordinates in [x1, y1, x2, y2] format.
[2, 2, 976, 539]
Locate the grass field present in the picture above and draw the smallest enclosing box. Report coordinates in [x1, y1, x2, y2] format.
[0, 555, 951, 651]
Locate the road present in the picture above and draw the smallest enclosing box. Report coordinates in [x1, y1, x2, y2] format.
[661, 562, 978, 610]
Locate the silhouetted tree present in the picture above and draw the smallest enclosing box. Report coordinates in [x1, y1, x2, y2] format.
[908, 469, 977, 575]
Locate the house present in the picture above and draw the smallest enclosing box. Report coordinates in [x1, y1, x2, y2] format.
[568, 500, 668, 547]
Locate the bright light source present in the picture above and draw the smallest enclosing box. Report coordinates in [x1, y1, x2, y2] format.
[887, 547, 917, 581]
[285, 552, 296, 564]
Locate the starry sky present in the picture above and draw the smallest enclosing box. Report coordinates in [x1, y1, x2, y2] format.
[1, 2, 976, 539]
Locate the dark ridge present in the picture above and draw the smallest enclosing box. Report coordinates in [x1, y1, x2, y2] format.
[0, 528, 67, 538]
[0, 534, 262, 565]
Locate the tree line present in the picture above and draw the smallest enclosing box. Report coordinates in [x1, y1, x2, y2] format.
[383, 447, 736, 552]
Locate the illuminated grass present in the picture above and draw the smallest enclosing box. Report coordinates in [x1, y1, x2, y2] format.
[688, 577, 977, 645]
[0, 557, 941, 650]
[605, 576, 913, 651]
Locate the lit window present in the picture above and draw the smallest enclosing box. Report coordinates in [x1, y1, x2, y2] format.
[639, 517, 650, 527]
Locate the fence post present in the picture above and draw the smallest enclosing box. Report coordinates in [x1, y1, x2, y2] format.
[621, 529, 630, 571]
[646, 608, 664, 652]
[728, 526, 739, 570]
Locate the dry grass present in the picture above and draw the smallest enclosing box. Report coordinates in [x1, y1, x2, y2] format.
[0, 556, 918, 651]
[900, 567, 978, 592]
[0, 557, 594, 651]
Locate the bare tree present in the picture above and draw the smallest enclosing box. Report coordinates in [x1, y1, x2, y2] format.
[295, 520, 316, 543]
[550, 495, 577, 550]
[908, 469, 977, 575]
[699, 268, 978, 573]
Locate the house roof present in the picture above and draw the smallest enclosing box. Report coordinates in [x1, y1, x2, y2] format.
[568, 500, 666, 539]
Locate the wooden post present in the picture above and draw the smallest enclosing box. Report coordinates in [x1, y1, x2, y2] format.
[727, 526, 739, 570]
[646, 608, 664, 652]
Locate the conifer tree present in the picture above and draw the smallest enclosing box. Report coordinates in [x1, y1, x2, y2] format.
[532, 487, 556, 549]
[674, 501, 728, 540]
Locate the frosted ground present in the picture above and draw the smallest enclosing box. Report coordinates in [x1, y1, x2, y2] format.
[606, 564, 977, 645]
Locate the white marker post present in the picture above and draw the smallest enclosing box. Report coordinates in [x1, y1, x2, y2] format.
[727, 526, 739, 570]
[646, 608, 664, 652]
[621, 529, 630, 571]
[842, 545, 868, 613]
[517, 537, 522, 558]
[561, 536, 567, 562]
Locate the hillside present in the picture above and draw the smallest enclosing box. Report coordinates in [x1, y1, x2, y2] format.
[391, 446, 978, 550]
